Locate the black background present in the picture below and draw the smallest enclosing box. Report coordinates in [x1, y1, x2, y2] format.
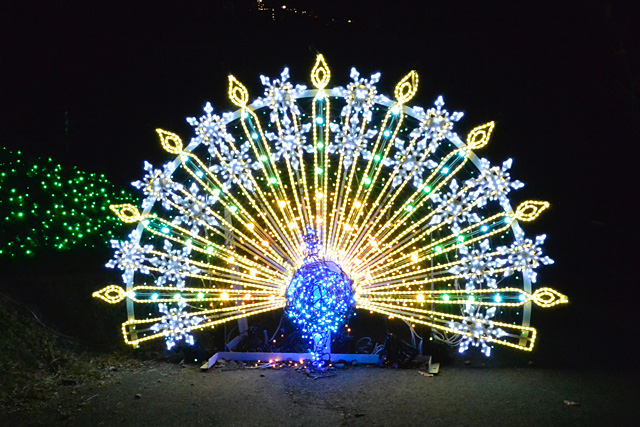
[1, 1, 639, 365]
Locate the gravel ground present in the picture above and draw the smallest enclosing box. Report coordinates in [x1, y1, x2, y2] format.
[2, 360, 637, 427]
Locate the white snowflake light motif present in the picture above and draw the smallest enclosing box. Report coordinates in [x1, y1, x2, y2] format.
[412, 95, 464, 143]
[468, 158, 525, 208]
[450, 306, 507, 357]
[151, 299, 204, 350]
[188, 103, 236, 158]
[95, 55, 567, 356]
[265, 126, 311, 172]
[428, 179, 481, 235]
[209, 141, 256, 191]
[105, 229, 154, 283]
[152, 240, 200, 289]
[132, 161, 183, 210]
[497, 230, 554, 283]
[390, 137, 438, 188]
[339, 68, 383, 122]
[448, 239, 498, 290]
[328, 124, 378, 170]
[171, 183, 220, 235]
[258, 67, 306, 125]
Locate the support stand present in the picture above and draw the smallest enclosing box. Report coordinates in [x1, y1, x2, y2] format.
[312, 329, 331, 367]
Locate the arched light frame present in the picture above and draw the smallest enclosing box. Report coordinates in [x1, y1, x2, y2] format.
[123, 86, 533, 349]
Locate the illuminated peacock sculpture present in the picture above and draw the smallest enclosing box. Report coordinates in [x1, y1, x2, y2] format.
[94, 55, 568, 359]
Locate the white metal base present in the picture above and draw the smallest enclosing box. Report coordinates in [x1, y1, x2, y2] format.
[202, 351, 379, 370]
[202, 351, 438, 372]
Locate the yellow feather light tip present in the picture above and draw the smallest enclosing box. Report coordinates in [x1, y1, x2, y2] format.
[531, 287, 569, 307]
[93, 285, 127, 304]
[394, 70, 419, 104]
[156, 129, 183, 155]
[311, 54, 331, 89]
[514, 200, 550, 222]
[466, 121, 495, 150]
[110, 204, 141, 223]
[228, 75, 249, 107]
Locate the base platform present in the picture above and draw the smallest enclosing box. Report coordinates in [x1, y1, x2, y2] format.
[201, 351, 439, 373]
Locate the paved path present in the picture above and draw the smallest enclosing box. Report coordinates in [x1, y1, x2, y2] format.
[4, 362, 638, 426]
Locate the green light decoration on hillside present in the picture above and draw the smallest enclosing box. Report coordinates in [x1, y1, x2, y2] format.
[0, 147, 136, 258]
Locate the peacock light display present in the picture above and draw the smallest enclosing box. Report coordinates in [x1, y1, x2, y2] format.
[94, 55, 567, 359]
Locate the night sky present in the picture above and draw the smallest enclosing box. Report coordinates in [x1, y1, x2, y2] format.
[2, 1, 639, 364]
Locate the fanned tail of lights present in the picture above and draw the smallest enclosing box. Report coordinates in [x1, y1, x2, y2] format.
[95, 55, 567, 357]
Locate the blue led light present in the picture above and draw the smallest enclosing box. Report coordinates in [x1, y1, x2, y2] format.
[286, 230, 354, 353]
[480, 225, 489, 232]
[286, 260, 354, 340]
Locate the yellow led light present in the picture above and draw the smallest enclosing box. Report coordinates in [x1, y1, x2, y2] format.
[514, 200, 550, 222]
[361, 302, 537, 352]
[156, 129, 183, 155]
[311, 54, 331, 89]
[221, 292, 230, 300]
[121, 301, 286, 346]
[92, 285, 126, 304]
[394, 70, 418, 104]
[368, 236, 379, 249]
[228, 75, 249, 107]
[364, 287, 539, 308]
[116, 286, 278, 305]
[110, 204, 141, 223]
[531, 287, 569, 307]
[416, 293, 425, 303]
[466, 121, 495, 150]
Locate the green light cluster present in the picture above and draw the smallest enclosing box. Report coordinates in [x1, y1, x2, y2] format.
[0, 147, 136, 258]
